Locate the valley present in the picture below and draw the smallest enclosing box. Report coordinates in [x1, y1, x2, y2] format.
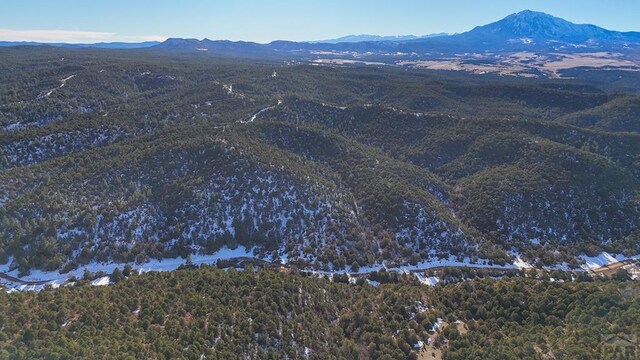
[397, 51, 640, 78]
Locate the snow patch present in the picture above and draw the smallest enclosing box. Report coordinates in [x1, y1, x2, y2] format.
[513, 256, 532, 269]
[0, 246, 252, 292]
[415, 272, 440, 286]
[430, 318, 444, 333]
[366, 279, 380, 287]
[91, 276, 110, 286]
[580, 252, 626, 271]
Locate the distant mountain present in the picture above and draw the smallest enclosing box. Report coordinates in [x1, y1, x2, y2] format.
[448, 10, 640, 48]
[0, 41, 161, 49]
[2, 10, 638, 55]
[315, 33, 448, 43]
[153, 10, 640, 56]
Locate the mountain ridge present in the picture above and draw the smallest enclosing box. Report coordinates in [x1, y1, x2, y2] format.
[151, 10, 640, 57]
[2, 11, 639, 53]
[314, 33, 448, 43]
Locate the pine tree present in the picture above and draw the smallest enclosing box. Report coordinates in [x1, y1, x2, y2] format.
[350, 261, 360, 273]
[123, 263, 133, 277]
[111, 267, 124, 283]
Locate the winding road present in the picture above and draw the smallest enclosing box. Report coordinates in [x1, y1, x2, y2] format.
[43, 74, 77, 97]
[241, 99, 282, 123]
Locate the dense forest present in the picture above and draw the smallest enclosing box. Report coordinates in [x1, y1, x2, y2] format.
[0, 267, 638, 359]
[0, 46, 639, 273]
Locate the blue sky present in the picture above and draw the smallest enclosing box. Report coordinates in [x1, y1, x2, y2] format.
[1, 0, 639, 43]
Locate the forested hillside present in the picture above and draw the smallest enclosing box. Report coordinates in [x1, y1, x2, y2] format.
[0, 267, 638, 359]
[0, 47, 639, 274]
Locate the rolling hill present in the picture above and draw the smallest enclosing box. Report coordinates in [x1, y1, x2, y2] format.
[0, 46, 638, 276]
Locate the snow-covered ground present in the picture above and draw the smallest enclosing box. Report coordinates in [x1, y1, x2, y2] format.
[43, 74, 76, 97]
[4, 250, 508, 292]
[625, 265, 640, 280]
[415, 272, 440, 286]
[241, 99, 282, 123]
[0, 246, 253, 292]
[1, 249, 638, 292]
[546, 252, 640, 272]
[366, 279, 380, 287]
[354, 254, 521, 275]
[579, 252, 627, 271]
[91, 276, 111, 286]
[430, 318, 444, 333]
[513, 255, 533, 269]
